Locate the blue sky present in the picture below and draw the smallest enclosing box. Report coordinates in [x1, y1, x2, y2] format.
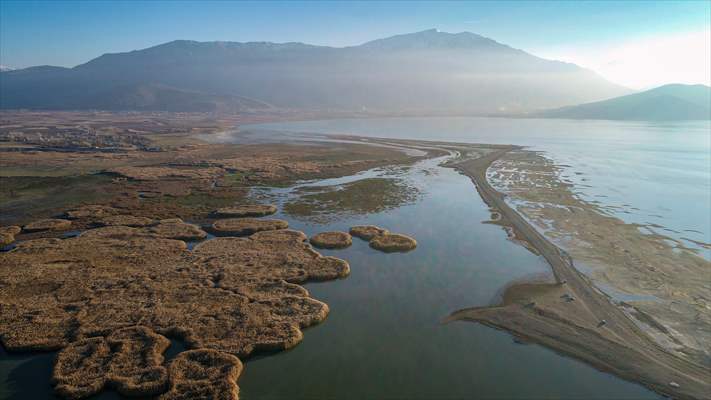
[1, 1, 709, 88]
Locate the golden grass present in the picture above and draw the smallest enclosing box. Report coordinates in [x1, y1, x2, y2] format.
[369, 233, 417, 253]
[160, 349, 242, 400]
[309, 231, 353, 249]
[1, 218, 348, 398]
[212, 218, 288, 236]
[22, 218, 72, 233]
[349, 225, 388, 241]
[212, 204, 277, 218]
[53, 326, 170, 399]
[0, 225, 21, 245]
[97, 214, 154, 227]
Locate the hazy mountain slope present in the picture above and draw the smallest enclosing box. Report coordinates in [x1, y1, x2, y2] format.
[86, 84, 274, 112]
[0, 29, 630, 113]
[539, 84, 711, 121]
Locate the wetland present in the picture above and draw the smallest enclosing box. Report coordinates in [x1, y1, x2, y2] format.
[1, 113, 709, 399]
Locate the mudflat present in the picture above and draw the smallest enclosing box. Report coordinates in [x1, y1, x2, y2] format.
[487, 150, 711, 364]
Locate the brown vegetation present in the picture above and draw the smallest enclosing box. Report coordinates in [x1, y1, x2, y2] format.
[22, 218, 72, 233]
[349, 225, 389, 241]
[0, 217, 349, 398]
[0, 225, 21, 245]
[213, 204, 277, 218]
[160, 349, 243, 400]
[309, 231, 353, 249]
[109, 166, 225, 181]
[53, 326, 170, 399]
[0, 113, 428, 399]
[146, 219, 208, 241]
[97, 214, 155, 227]
[65, 205, 120, 220]
[369, 233, 417, 253]
[212, 218, 288, 236]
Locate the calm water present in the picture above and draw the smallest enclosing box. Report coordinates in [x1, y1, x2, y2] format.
[235, 156, 658, 399]
[244, 117, 711, 256]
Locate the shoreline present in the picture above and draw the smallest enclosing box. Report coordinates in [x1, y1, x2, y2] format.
[1, 119, 709, 399]
[202, 131, 711, 399]
[443, 145, 710, 400]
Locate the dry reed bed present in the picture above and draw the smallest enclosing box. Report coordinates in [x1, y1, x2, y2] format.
[0, 214, 349, 399]
[212, 204, 277, 218]
[0, 226, 21, 245]
[212, 218, 289, 236]
[349, 225, 417, 253]
[309, 231, 352, 249]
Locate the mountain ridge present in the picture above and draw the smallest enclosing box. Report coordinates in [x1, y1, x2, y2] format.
[1, 29, 630, 113]
[538, 84, 711, 121]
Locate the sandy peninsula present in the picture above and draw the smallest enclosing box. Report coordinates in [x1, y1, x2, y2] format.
[444, 146, 711, 400]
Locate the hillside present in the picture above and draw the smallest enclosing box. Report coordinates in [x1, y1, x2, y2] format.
[0, 29, 629, 113]
[539, 84, 710, 121]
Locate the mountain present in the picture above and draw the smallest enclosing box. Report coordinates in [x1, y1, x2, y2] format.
[0, 65, 13, 72]
[0, 29, 630, 113]
[86, 83, 273, 112]
[539, 84, 711, 121]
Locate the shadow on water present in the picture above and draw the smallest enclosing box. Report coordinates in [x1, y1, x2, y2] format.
[1, 345, 57, 400]
[0, 338, 189, 400]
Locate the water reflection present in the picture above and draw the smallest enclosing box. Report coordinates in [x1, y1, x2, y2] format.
[237, 154, 659, 399]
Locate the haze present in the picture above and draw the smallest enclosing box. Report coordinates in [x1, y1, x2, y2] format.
[1, 2, 710, 400]
[1, 0, 709, 89]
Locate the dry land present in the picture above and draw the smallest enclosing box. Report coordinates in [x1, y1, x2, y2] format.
[486, 150, 711, 365]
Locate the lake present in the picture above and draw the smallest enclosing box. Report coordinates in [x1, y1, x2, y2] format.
[242, 117, 711, 257]
[233, 150, 659, 398]
[6, 116, 702, 399]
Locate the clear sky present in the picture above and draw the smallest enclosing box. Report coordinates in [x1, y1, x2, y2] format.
[1, 0, 709, 89]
